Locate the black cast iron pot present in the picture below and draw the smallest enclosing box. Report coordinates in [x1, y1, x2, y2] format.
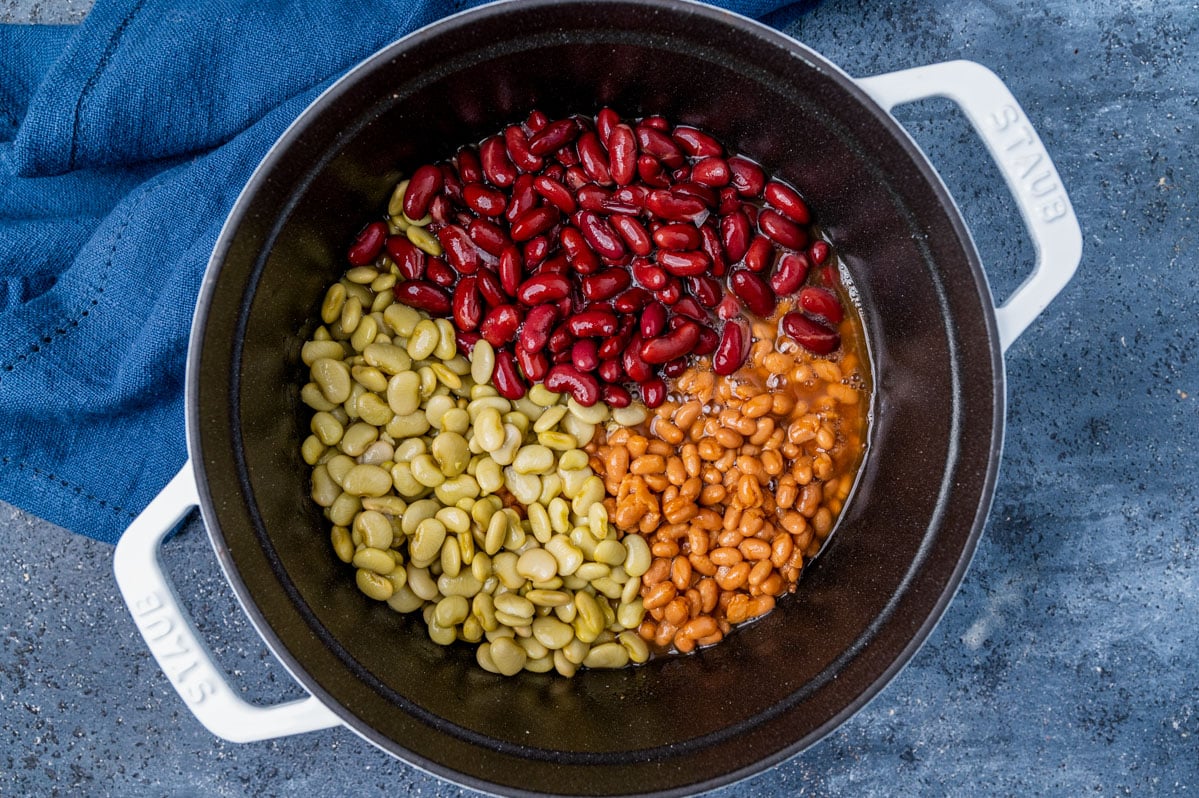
[114, 1, 1081, 795]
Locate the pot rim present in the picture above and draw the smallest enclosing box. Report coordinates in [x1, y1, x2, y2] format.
[187, 0, 1006, 794]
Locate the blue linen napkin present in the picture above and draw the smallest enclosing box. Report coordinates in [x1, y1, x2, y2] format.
[0, 0, 811, 544]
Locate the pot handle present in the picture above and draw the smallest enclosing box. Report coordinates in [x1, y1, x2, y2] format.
[112, 462, 342, 743]
[856, 60, 1082, 352]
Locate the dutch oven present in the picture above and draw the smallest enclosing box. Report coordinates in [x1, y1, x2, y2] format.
[112, 1, 1082, 795]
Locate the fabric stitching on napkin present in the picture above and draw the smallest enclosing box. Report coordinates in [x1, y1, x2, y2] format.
[0, 456, 135, 519]
[0, 169, 163, 378]
[68, 0, 148, 171]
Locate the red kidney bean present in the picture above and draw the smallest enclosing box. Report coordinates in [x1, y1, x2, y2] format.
[644, 190, 708, 223]
[576, 211, 626, 260]
[544, 364, 600, 406]
[821, 264, 840, 287]
[633, 256, 661, 287]
[622, 335, 653, 382]
[456, 148, 483, 183]
[809, 239, 830, 266]
[480, 136, 516, 188]
[504, 174, 537, 222]
[598, 358, 623, 383]
[612, 286, 652, 314]
[598, 322, 633, 360]
[640, 301, 667, 338]
[715, 293, 740, 321]
[527, 118, 579, 157]
[719, 211, 751, 263]
[531, 175, 576, 213]
[581, 268, 631, 301]
[452, 276, 482, 331]
[556, 144, 581, 169]
[729, 269, 776, 317]
[695, 327, 719, 356]
[608, 124, 638, 185]
[475, 267, 507, 308]
[770, 251, 810, 296]
[479, 304, 522, 347]
[718, 187, 741, 215]
[782, 311, 840, 354]
[426, 258, 456, 288]
[611, 215, 652, 256]
[403, 165, 443, 220]
[741, 202, 759, 227]
[430, 195, 454, 225]
[466, 218, 509, 257]
[510, 207, 558, 242]
[385, 235, 425, 279]
[596, 108, 620, 144]
[698, 224, 727, 278]
[637, 155, 671, 188]
[551, 348, 573, 365]
[496, 246, 522, 297]
[608, 185, 646, 212]
[555, 295, 575, 320]
[492, 348, 528, 399]
[576, 185, 611, 212]
[516, 272, 570, 305]
[526, 109, 549, 132]
[455, 330, 480, 353]
[643, 115, 670, 131]
[758, 209, 808, 250]
[576, 131, 613, 185]
[515, 346, 549, 382]
[440, 166, 463, 203]
[600, 383, 632, 408]
[393, 280, 451, 316]
[435, 225, 479, 274]
[635, 126, 684, 168]
[687, 274, 722, 308]
[557, 166, 585, 191]
[641, 378, 667, 409]
[691, 157, 731, 187]
[519, 236, 546, 273]
[656, 280, 681, 305]
[673, 296, 707, 322]
[764, 180, 811, 225]
[799, 286, 843, 324]
[743, 235, 776, 273]
[535, 253, 570, 277]
[571, 339, 600, 372]
[728, 156, 765, 197]
[658, 250, 710, 277]
[547, 323, 574, 354]
[504, 124, 544, 172]
[347, 221, 387, 266]
[462, 183, 507, 217]
[554, 228, 596, 275]
[713, 320, 750, 375]
[671, 182, 718, 209]
[519, 304, 559, 352]
[567, 309, 619, 338]
[652, 223, 702, 251]
[672, 126, 723, 158]
[662, 358, 689, 378]
[640, 321, 700, 364]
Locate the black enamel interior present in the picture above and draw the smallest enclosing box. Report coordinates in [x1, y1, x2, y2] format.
[189, 2, 1005, 795]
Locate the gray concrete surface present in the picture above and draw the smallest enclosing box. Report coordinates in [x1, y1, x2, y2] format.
[2, 0, 1197, 796]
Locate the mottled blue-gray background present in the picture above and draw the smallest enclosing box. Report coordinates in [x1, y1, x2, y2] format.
[2, 0, 1195, 795]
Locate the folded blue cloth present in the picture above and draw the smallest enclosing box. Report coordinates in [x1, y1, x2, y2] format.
[0, 0, 810, 543]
